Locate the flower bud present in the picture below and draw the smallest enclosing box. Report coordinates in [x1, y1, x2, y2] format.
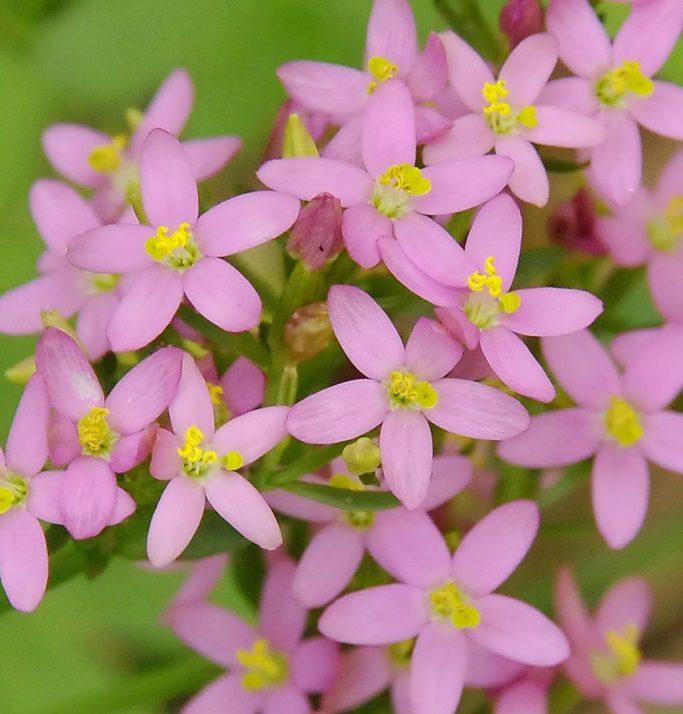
[288, 193, 343, 270]
[284, 302, 333, 364]
[547, 188, 607, 256]
[499, 0, 542, 49]
[5, 356, 36, 384]
[342, 437, 381, 476]
[282, 113, 319, 158]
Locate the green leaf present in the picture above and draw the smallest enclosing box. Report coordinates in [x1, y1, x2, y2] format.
[231, 544, 265, 610]
[262, 442, 350, 487]
[537, 462, 591, 511]
[282, 481, 399, 511]
[541, 157, 590, 173]
[432, 0, 504, 63]
[515, 246, 566, 288]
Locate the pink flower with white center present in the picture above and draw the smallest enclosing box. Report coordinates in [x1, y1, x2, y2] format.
[423, 33, 605, 206]
[543, 0, 683, 206]
[319, 504, 569, 714]
[0, 180, 124, 360]
[498, 328, 683, 549]
[556, 567, 683, 712]
[286, 285, 529, 509]
[67, 128, 301, 352]
[146, 355, 285, 566]
[35, 328, 182, 539]
[382, 193, 603, 402]
[267, 454, 471, 608]
[165, 558, 339, 714]
[43, 69, 241, 221]
[258, 79, 513, 270]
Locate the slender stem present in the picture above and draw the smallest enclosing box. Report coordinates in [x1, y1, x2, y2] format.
[432, 0, 505, 63]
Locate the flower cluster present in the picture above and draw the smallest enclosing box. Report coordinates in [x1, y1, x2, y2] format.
[1, 0, 683, 713]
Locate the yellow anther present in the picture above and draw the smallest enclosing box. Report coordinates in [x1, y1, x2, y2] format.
[482, 80, 538, 134]
[377, 164, 432, 196]
[483, 256, 497, 275]
[387, 371, 438, 410]
[0, 487, 14, 514]
[88, 135, 127, 173]
[518, 105, 538, 129]
[236, 639, 289, 691]
[207, 383, 224, 406]
[467, 272, 488, 292]
[342, 437, 381, 475]
[604, 397, 643, 447]
[78, 406, 117, 457]
[467, 256, 503, 297]
[429, 581, 481, 629]
[596, 60, 653, 107]
[144, 222, 200, 270]
[499, 292, 521, 314]
[591, 624, 641, 684]
[178, 426, 219, 478]
[222, 451, 244, 472]
[367, 55, 399, 94]
[482, 80, 508, 103]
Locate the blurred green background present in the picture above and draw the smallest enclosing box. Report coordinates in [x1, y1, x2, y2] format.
[0, 1, 682, 712]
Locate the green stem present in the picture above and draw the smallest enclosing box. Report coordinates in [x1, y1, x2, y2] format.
[432, 0, 505, 63]
[262, 442, 350, 488]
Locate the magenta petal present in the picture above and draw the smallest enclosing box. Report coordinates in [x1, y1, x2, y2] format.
[596, 576, 651, 636]
[380, 410, 433, 510]
[67, 224, 152, 273]
[405, 318, 463, 380]
[147, 476, 206, 567]
[422, 114, 495, 163]
[61, 457, 117, 540]
[451, 500, 539, 597]
[592, 444, 649, 549]
[26, 470, 64, 524]
[184, 673, 260, 714]
[42, 123, 111, 188]
[291, 638, 340, 693]
[319, 584, 425, 644]
[495, 136, 548, 206]
[212, 406, 288, 466]
[260, 559, 306, 651]
[222, 358, 265, 416]
[341, 203, 390, 269]
[150, 429, 182, 479]
[641, 411, 683, 475]
[204, 472, 282, 550]
[195, 191, 301, 257]
[410, 623, 467, 714]
[183, 136, 241, 180]
[6, 375, 49, 477]
[365, 0, 418, 71]
[0, 509, 48, 612]
[368, 508, 450, 587]
[293, 524, 364, 607]
[470, 594, 570, 666]
[500, 33, 558, 106]
[626, 662, 683, 705]
[170, 353, 215, 441]
[440, 31, 494, 111]
[140, 128, 198, 227]
[322, 646, 392, 712]
[428, 378, 529, 440]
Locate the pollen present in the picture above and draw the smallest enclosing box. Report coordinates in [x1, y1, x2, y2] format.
[77, 406, 118, 457]
[465, 256, 521, 329]
[386, 370, 438, 410]
[482, 80, 537, 135]
[222, 450, 244, 472]
[367, 55, 399, 94]
[604, 396, 643, 447]
[177, 425, 219, 478]
[145, 222, 202, 270]
[429, 581, 481, 629]
[373, 164, 431, 218]
[88, 135, 127, 173]
[590, 624, 641, 684]
[206, 382, 231, 428]
[595, 60, 653, 107]
[0, 475, 28, 514]
[236, 639, 289, 691]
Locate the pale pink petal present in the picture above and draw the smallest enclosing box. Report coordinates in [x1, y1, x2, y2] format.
[495, 136, 548, 206]
[263, 687, 309, 714]
[26, 470, 64, 524]
[323, 115, 364, 165]
[470, 594, 570, 665]
[260, 559, 306, 651]
[545, 0, 611, 78]
[500, 34, 558, 106]
[342, 202, 391, 268]
[170, 354, 214, 440]
[498, 409, 601, 467]
[428, 379, 529, 440]
[204, 472, 282, 550]
[0, 509, 47, 612]
[76, 291, 118, 361]
[167, 554, 227, 607]
[537, 77, 599, 114]
[405, 317, 463, 380]
[147, 476, 206, 567]
[266, 487, 337, 523]
[109, 427, 155, 473]
[184, 673, 260, 714]
[451, 500, 539, 597]
[319, 584, 425, 644]
[380, 410, 433, 509]
[642, 411, 683, 474]
[592, 444, 649, 549]
[61, 457, 117, 540]
[392, 674, 413, 714]
[140, 129, 198, 228]
[212, 407, 288, 466]
[440, 31, 494, 111]
[648, 251, 683, 322]
[415, 105, 452, 144]
[47, 413, 80, 466]
[596, 576, 651, 635]
[656, 146, 683, 204]
[66, 224, 152, 273]
[222, 358, 265, 416]
[322, 646, 392, 712]
[42, 124, 111, 188]
[150, 429, 182, 479]
[626, 662, 683, 704]
[110, 488, 136, 524]
[630, 82, 683, 141]
[604, 693, 643, 714]
[437, 304, 481, 351]
[257, 158, 372, 207]
[407, 33, 448, 102]
[423, 454, 472, 510]
[410, 623, 467, 714]
[368, 508, 450, 587]
[422, 114, 495, 163]
[183, 136, 242, 180]
[465, 642, 525, 688]
[293, 524, 364, 607]
[611, 329, 657, 366]
[195, 191, 301, 257]
[496, 680, 548, 714]
[6, 375, 49, 477]
[36, 327, 104, 421]
[107, 264, 183, 352]
[291, 637, 340, 693]
[287, 380, 388, 444]
[525, 106, 605, 147]
[362, 80, 416, 177]
[596, 216, 651, 267]
[555, 567, 596, 651]
[365, 0, 418, 70]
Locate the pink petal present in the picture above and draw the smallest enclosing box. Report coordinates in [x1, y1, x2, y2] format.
[630, 82, 683, 141]
[47, 413, 80, 466]
[592, 444, 649, 549]
[341, 202, 390, 269]
[627, 662, 683, 704]
[319, 584, 425, 644]
[265, 478, 338, 523]
[365, 0, 418, 71]
[42, 124, 111, 188]
[109, 428, 155, 473]
[293, 524, 365, 607]
[322, 646, 392, 712]
[392, 674, 413, 714]
[323, 115, 364, 165]
[26, 470, 65, 524]
[147, 476, 206, 566]
[212, 406, 288, 466]
[260, 559, 306, 651]
[469, 594, 570, 666]
[405, 317, 463, 380]
[110, 488, 136, 525]
[222, 358, 265, 416]
[525, 106, 606, 147]
[66, 224, 153, 273]
[167, 554, 227, 607]
[367, 508, 450, 587]
[170, 353, 215, 440]
[498, 409, 601, 467]
[183, 136, 241, 180]
[641, 411, 683, 474]
[61, 457, 117, 540]
[76, 291, 118, 361]
[380, 410, 433, 510]
[410, 623, 467, 714]
[291, 637, 340, 693]
[287, 380, 388, 444]
[204, 472, 282, 550]
[495, 136, 548, 206]
[422, 114, 495, 163]
[263, 687, 309, 714]
[257, 158, 372, 207]
[440, 31, 494, 111]
[496, 680, 548, 714]
[427, 378, 529, 440]
[500, 33, 558, 106]
[465, 642, 525, 688]
[140, 129, 198, 228]
[611, 328, 657, 367]
[596, 216, 651, 267]
[603, 693, 643, 714]
[596, 576, 651, 636]
[6, 375, 49, 477]
[656, 146, 683, 204]
[537, 77, 600, 113]
[0, 509, 48, 612]
[195, 191, 301, 257]
[554, 567, 596, 652]
[648, 251, 683, 323]
[451, 500, 539, 597]
[150, 429, 182, 479]
[184, 673, 260, 714]
[407, 33, 448, 103]
[423, 454, 472, 510]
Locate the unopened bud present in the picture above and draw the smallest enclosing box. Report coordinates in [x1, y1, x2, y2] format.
[288, 193, 343, 270]
[284, 302, 333, 363]
[342, 437, 381, 476]
[283, 113, 319, 158]
[548, 188, 607, 256]
[499, 0, 543, 49]
[5, 356, 36, 384]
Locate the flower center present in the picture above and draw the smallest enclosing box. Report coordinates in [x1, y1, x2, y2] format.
[88, 135, 128, 173]
[367, 55, 398, 94]
[207, 382, 231, 428]
[236, 639, 289, 691]
[177, 426, 243, 479]
[595, 61, 653, 108]
[646, 195, 683, 252]
[144, 222, 202, 271]
[87, 272, 120, 294]
[372, 164, 431, 219]
[388, 638, 414, 668]
[482, 80, 538, 135]
[0, 473, 29, 513]
[386, 370, 438, 410]
[590, 624, 641, 684]
[428, 581, 481, 629]
[464, 256, 521, 329]
[604, 396, 643, 447]
[77, 406, 119, 458]
[330, 473, 375, 529]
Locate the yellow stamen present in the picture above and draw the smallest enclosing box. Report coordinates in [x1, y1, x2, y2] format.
[0, 487, 14, 514]
[77, 406, 117, 457]
[387, 371, 438, 410]
[207, 383, 224, 406]
[429, 581, 481, 629]
[222, 450, 244, 472]
[591, 624, 641, 684]
[604, 396, 643, 447]
[144, 222, 201, 270]
[465, 255, 521, 328]
[481, 80, 536, 134]
[367, 55, 399, 94]
[596, 60, 653, 107]
[236, 639, 289, 691]
[377, 164, 432, 196]
[88, 135, 127, 173]
[177, 425, 219, 478]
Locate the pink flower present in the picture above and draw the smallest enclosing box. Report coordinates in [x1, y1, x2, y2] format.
[424, 33, 605, 206]
[498, 328, 683, 548]
[319, 504, 569, 714]
[43, 69, 241, 220]
[544, 0, 683, 205]
[35, 327, 182, 539]
[383, 193, 603, 402]
[556, 567, 683, 712]
[258, 79, 512, 270]
[147, 355, 285, 566]
[287, 285, 529, 509]
[67, 129, 300, 351]
[166, 558, 339, 714]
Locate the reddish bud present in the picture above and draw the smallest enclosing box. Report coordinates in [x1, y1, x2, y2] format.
[284, 302, 334, 364]
[547, 188, 607, 256]
[499, 0, 543, 49]
[288, 192, 343, 270]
